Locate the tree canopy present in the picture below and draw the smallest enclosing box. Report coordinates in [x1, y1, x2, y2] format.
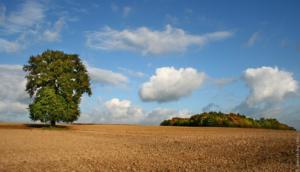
[23, 50, 92, 126]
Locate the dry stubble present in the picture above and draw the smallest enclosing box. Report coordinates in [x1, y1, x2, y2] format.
[0, 123, 298, 172]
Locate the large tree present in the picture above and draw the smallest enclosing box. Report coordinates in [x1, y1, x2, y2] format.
[23, 50, 92, 126]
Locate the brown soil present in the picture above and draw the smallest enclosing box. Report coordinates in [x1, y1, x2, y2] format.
[0, 123, 298, 172]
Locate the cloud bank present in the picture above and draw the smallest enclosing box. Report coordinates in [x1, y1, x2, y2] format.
[79, 98, 144, 124]
[79, 98, 191, 125]
[102, 98, 144, 123]
[86, 25, 232, 55]
[0, 65, 29, 121]
[139, 67, 206, 102]
[0, 64, 129, 122]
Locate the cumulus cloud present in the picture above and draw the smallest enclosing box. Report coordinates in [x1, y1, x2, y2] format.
[139, 67, 205, 102]
[79, 98, 191, 125]
[233, 66, 299, 129]
[86, 64, 128, 86]
[246, 32, 259, 47]
[103, 98, 144, 123]
[0, 65, 29, 119]
[86, 25, 233, 55]
[244, 66, 298, 105]
[79, 98, 145, 124]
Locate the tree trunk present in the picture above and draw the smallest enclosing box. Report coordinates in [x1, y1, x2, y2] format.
[50, 120, 56, 127]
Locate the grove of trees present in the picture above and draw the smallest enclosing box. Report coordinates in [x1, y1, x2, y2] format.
[160, 112, 295, 130]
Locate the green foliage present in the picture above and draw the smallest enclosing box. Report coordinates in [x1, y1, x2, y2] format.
[160, 111, 295, 130]
[24, 50, 92, 126]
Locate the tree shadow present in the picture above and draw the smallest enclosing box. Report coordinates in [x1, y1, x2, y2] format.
[25, 124, 69, 130]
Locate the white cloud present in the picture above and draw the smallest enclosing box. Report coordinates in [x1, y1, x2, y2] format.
[0, 102, 28, 115]
[244, 66, 298, 105]
[87, 64, 128, 86]
[79, 98, 191, 125]
[80, 98, 145, 124]
[246, 32, 259, 47]
[0, 38, 22, 53]
[103, 98, 144, 123]
[0, 63, 129, 121]
[43, 18, 65, 42]
[0, 65, 29, 116]
[233, 66, 299, 130]
[86, 25, 233, 55]
[139, 67, 206, 102]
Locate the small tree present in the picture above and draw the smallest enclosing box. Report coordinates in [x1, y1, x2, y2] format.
[24, 50, 92, 126]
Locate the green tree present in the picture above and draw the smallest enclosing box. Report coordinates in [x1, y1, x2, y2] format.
[23, 50, 92, 126]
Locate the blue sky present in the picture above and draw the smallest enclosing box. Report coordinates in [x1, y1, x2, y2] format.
[0, 0, 300, 128]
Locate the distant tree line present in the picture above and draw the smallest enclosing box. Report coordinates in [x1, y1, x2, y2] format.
[160, 112, 295, 130]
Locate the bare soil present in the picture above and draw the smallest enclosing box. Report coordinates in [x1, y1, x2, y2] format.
[0, 123, 298, 172]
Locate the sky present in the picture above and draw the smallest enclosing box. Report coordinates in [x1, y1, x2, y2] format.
[0, 0, 300, 129]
